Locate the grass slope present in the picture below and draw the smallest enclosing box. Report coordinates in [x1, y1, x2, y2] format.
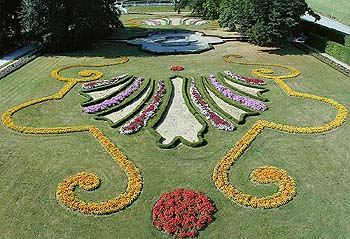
[0, 14, 349, 239]
[306, 0, 350, 25]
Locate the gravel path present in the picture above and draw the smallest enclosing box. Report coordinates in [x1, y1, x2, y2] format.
[156, 77, 202, 144]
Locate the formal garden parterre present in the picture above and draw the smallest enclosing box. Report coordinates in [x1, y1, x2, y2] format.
[0, 13, 349, 239]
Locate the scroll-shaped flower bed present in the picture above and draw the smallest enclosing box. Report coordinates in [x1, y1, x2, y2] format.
[152, 188, 217, 238]
[209, 74, 268, 111]
[84, 77, 144, 113]
[120, 80, 166, 135]
[190, 79, 235, 131]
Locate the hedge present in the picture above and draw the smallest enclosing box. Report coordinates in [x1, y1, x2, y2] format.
[325, 41, 350, 65]
[345, 35, 350, 48]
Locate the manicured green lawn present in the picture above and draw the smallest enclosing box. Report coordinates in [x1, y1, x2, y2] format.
[306, 0, 350, 25]
[0, 14, 349, 238]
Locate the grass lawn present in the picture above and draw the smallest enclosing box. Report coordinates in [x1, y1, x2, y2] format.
[306, 0, 350, 25]
[0, 13, 349, 239]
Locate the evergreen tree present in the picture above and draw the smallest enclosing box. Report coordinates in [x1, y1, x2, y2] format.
[0, 0, 22, 53]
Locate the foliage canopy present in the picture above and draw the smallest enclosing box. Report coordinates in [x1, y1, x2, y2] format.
[20, 0, 122, 51]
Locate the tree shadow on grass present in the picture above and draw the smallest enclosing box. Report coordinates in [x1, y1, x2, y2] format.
[258, 42, 308, 56]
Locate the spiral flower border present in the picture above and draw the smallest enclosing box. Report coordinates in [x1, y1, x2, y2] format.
[212, 54, 348, 209]
[2, 57, 143, 215]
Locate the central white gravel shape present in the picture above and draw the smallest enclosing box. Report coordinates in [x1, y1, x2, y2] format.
[156, 77, 202, 145]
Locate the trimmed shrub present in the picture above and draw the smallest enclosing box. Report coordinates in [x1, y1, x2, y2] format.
[325, 41, 350, 65]
[345, 35, 350, 48]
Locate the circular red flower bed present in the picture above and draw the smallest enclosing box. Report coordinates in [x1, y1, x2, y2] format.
[152, 188, 217, 238]
[170, 65, 185, 71]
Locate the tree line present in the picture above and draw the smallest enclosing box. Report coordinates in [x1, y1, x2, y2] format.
[1, 0, 319, 54]
[0, 0, 121, 53]
[176, 0, 319, 45]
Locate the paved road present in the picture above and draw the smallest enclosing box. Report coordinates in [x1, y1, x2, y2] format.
[0, 43, 39, 68]
[302, 13, 350, 35]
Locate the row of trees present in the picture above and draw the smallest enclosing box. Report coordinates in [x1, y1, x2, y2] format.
[0, 0, 22, 54]
[176, 0, 319, 45]
[0, 0, 122, 53]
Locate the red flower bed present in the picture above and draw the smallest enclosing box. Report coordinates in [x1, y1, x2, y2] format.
[152, 188, 216, 238]
[170, 66, 185, 71]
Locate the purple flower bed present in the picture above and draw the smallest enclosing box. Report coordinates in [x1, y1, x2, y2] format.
[209, 74, 267, 111]
[82, 73, 128, 90]
[190, 80, 235, 131]
[84, 77, 144, 114]
[224, 70, 266, 85]
[120, 80, 165, 135]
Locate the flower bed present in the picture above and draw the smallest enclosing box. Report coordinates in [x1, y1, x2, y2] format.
[152, 188, 216, 239]
[0, 50, 41, 79]
[190, 80, 235, 131]
[209, 74, 268, 111]
[84, 77, 144, 113]
[82, 73, 128, 90]
[120, 80, 165, 134]
[224, 70, 266, 85]
[170, 66, 184, 71]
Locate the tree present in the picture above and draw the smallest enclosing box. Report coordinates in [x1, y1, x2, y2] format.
[0, 0, 22, 54]
[219, 0, 316, 45]
[19, 0, 123, 51]
[176, 0, 221, 20]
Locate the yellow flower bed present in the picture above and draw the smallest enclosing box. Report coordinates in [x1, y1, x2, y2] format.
[213, 54, 348, 209]
[2, 57, 143, 215]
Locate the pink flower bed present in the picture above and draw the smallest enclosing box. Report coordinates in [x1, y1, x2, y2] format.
[120, 80, 165, 134]
[224, 70, 265, 85]
[82, 73, 128, 90]
[190, 80, 235, 131]
[84, 77, 144, 113]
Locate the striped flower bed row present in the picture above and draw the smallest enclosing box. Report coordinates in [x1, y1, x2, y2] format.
[224, 70, 265, 85]
[120, 80, 166, 135]
[190, 80, 235, 131]
[82, 73, 128, 90]
[84, 77, 144, 113]
[209, 74, 268, 111]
